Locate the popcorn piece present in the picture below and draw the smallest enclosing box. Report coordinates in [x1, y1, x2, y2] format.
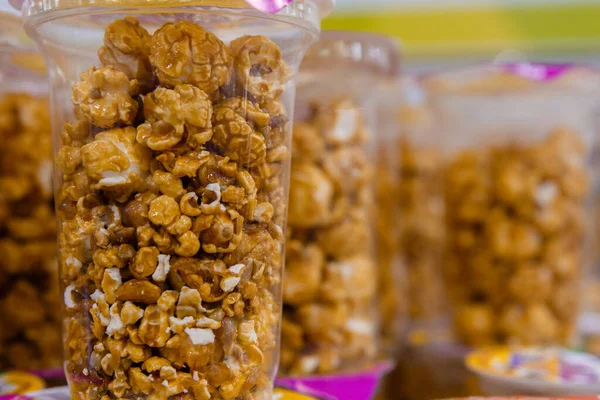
[64, 284, 78, 309]
[72, 66, 139, 128]
[98, 17, 154, 91]
[287, 163, 333, 228]
[152, 254, 171, 282]
[107, 303, 125, 337]
[80, 127, 151, 190]
[211, 98, 268, 167]
[230, 35, 290, 102]
[148, 195, 180, 226]
[185, 328, 215, 345]
[150, 21, 230, 94]
[220, 276, 241, 293]
[136, 85, 212, 151]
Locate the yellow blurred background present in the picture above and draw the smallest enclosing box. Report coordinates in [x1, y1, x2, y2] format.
[322, 0, 600, 72]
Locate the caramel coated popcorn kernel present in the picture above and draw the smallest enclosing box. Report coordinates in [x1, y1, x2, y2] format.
[230, 35, 291, 104]
[59, 17, 292, 400]
[281, 99, 377, 376]
[72, 66, 139, 128]
[98, 16, 154, 92]
[150, 21, 230, 94]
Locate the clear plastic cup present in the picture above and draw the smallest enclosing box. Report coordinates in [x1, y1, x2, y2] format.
[394, 76, 448, 325]
[423, 64, 600, 347]
[20, 1, 331, 398]
[370, 75, 451, 329]
[376, 76, 417, 355]
[279, 31, 401, 376]
[0, 11, 61, 371]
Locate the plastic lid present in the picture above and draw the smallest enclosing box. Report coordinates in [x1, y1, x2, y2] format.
[19, 0, 330, 48]
[14, 0, 333, 20]
[424, 63, 600, 95]
[301, 30, 401, 78]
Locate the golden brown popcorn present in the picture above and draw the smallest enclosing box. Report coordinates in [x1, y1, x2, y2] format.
[283, 241, 324, 305]
[150, 21, 230, 94]
[442, 129, 588, 347]
[292, 122, 325, 163]
[281, 98, 377, 375]
[230, 35, 290, 103]
[212, 97, 268, 167]
[313, 98, 365, 147]
[316, 208, 370, 259]
[137, 84, 213, 151]
[0, 93, 60, 370]
[72, 66, 139, 128]
[287, 163, 333, 228]
[152, 171, 186, 199]
[99, 17, 154, 92]
[16, 94, 52, 133]
[454, 303, 495, 347]
[58, 16, 293, 400]
[200, 209, 243, 254]
[319, 256, 376, 303]
[80, 126, 151, 191]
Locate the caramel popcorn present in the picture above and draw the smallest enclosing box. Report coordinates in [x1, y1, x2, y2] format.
[230, 35, 291, 104]
[149, 21, 230, 94]
[80, 127, 151, 192]
[72, 66, 139, 128]
[212, 97, 268, 167]
[98, 16, 154, 92]
[280, 99, 377, 376]
[444, 128, 588, 346]
[58, 18, 292, 400]
[0, 93, 60, 370]
[137, 85, 213, 151]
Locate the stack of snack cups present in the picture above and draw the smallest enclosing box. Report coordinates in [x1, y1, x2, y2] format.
[21, 0, 332, 398]
[424, 65, 600, 348]
[279, 31, 402, 376]
[0, 10, 61, 372]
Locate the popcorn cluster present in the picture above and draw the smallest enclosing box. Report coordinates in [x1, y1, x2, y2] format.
[445, 129, 588, 346]
[57, 17, 292, 399]
[0, 93, 60, 370]
[280, 99, 377, 375]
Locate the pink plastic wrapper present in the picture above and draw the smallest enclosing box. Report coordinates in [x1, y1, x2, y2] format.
[245, 0, 293, 13]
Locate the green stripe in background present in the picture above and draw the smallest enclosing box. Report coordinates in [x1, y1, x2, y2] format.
[322, 3, 600, 57]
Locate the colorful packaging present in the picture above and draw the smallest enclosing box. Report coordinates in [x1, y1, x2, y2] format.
[0, 371, 45, 397]
[467, 347, 600, 396]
